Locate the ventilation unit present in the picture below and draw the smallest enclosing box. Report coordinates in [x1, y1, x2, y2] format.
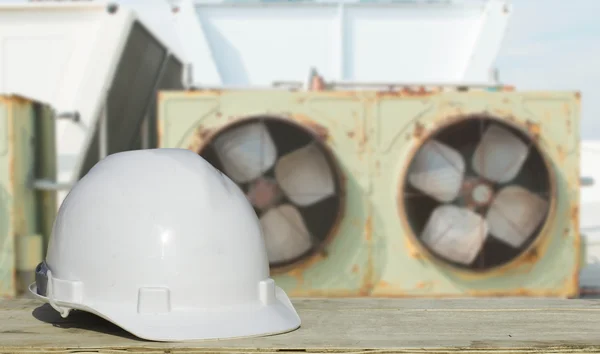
[0, 1, 184, 205]
[0, 95, 57, 298]
[158, 88, 582, 298]
[158, 90, 365, 293]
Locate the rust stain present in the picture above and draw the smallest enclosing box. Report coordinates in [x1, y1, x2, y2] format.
[358, 129, 367, 150]
[575, 91, 581, 100]
[364, 215, 373, 241]
[347, 131, 355, 139]
[568, 269, 580, 298]
[288, 289, 364, 297]
[571, 205, 579, 225]
[377, 280, 390, 288]
[557, 145, 566, 162]
[522, 247, 539, 263]
[465, 288, 566, 298]
[184, 88, 223, 96]
[525, 121, 541, 140]
[307, 121, 329, 141]
[285, 252, 327, 283]
[187, 125, 214, 153]
[215, 111, 222, 118]
[310, 74, 326, 91]
[292, 285, 574, 298]
[156, 121, 164, 147]
[0, 95, 32, 105]
[376, 86, 435, 98]
[562, 102, 571, 117]
[358, 215, 374, 296]
[351, 264, 360, 274]
[413, 122, 426, 139]
[414, 281, 435, 290]
[199, 128, 214, 141]
[404, 236, 423, 259]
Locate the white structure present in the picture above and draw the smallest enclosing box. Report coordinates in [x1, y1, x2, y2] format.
[579, 141, 600, 290]
[170, 0, 511, 87]
[0, 0, 185, 204]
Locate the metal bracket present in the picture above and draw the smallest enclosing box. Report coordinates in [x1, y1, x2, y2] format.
[581, 177, 595, 187]
[31, 179, 73, 191]
[56, 111, 80, 123]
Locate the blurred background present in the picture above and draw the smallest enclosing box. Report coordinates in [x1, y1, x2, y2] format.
[0, 0, 599, 299]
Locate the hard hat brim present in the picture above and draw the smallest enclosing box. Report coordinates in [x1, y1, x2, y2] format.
[29, 282, 301, 342]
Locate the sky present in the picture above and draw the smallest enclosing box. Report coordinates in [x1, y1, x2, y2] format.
[1, 0, 598, 139]
[495, 0, 600, 140]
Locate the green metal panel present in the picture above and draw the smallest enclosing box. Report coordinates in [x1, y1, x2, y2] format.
[0, 96, 57, 298]
[158, 89, 581, 298]
[370, 91, 581, 298]
[158, 90, 370, 296]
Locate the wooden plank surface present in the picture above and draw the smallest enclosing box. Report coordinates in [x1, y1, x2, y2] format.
[1, 298, 600, 353]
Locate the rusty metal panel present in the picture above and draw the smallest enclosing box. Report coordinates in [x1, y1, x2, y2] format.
[371, 90, 581, 298]
[158, 88, 580, 298]
[159, 90, 371, 295]
[0, 95, 57, 298]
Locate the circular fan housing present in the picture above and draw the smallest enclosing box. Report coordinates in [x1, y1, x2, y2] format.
[196, 116, 344, 270]
[400, 116, 555, 271]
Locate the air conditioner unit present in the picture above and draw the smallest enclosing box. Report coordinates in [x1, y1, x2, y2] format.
[158, 87, 581, 298]
[0, 1, 185, 205]
[0, 95, 56, 298]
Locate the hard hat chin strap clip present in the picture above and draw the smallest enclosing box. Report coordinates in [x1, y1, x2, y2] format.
[46, 270, 72, 318]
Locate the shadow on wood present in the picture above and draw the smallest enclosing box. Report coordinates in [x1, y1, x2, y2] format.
[32, 304, 143, 341]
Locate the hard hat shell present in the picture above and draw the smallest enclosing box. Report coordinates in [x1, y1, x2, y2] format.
[30, 148, 301, 341]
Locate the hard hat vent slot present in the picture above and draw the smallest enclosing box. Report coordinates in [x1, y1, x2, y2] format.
[137, 287, 172, 314]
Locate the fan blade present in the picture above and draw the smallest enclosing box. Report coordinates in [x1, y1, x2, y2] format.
[274, 143, 335, 207]
[408, 140, 465, 202]
[260, 204, 313, 264]
[421, 205, 489, 265]
[212, 122, 277, 183]
[472, 124, 529, 183]
[486, 186, 548, 248]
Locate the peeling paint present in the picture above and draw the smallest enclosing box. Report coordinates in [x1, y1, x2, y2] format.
[159, 89, 581, 298]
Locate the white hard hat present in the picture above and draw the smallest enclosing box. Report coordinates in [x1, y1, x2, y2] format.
[29, 148, 301, 341]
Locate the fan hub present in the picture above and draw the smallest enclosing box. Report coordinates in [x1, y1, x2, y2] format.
[247, 177, 281, 210]
[471, 183, 494, 206]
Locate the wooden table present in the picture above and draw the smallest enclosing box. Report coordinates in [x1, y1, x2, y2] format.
[1, 298, 600, 353]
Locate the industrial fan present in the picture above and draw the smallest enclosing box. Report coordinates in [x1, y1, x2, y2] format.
[403, 117, 552, 270]
[198, 117, 343, 269]
[159, 88, 580, 297]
